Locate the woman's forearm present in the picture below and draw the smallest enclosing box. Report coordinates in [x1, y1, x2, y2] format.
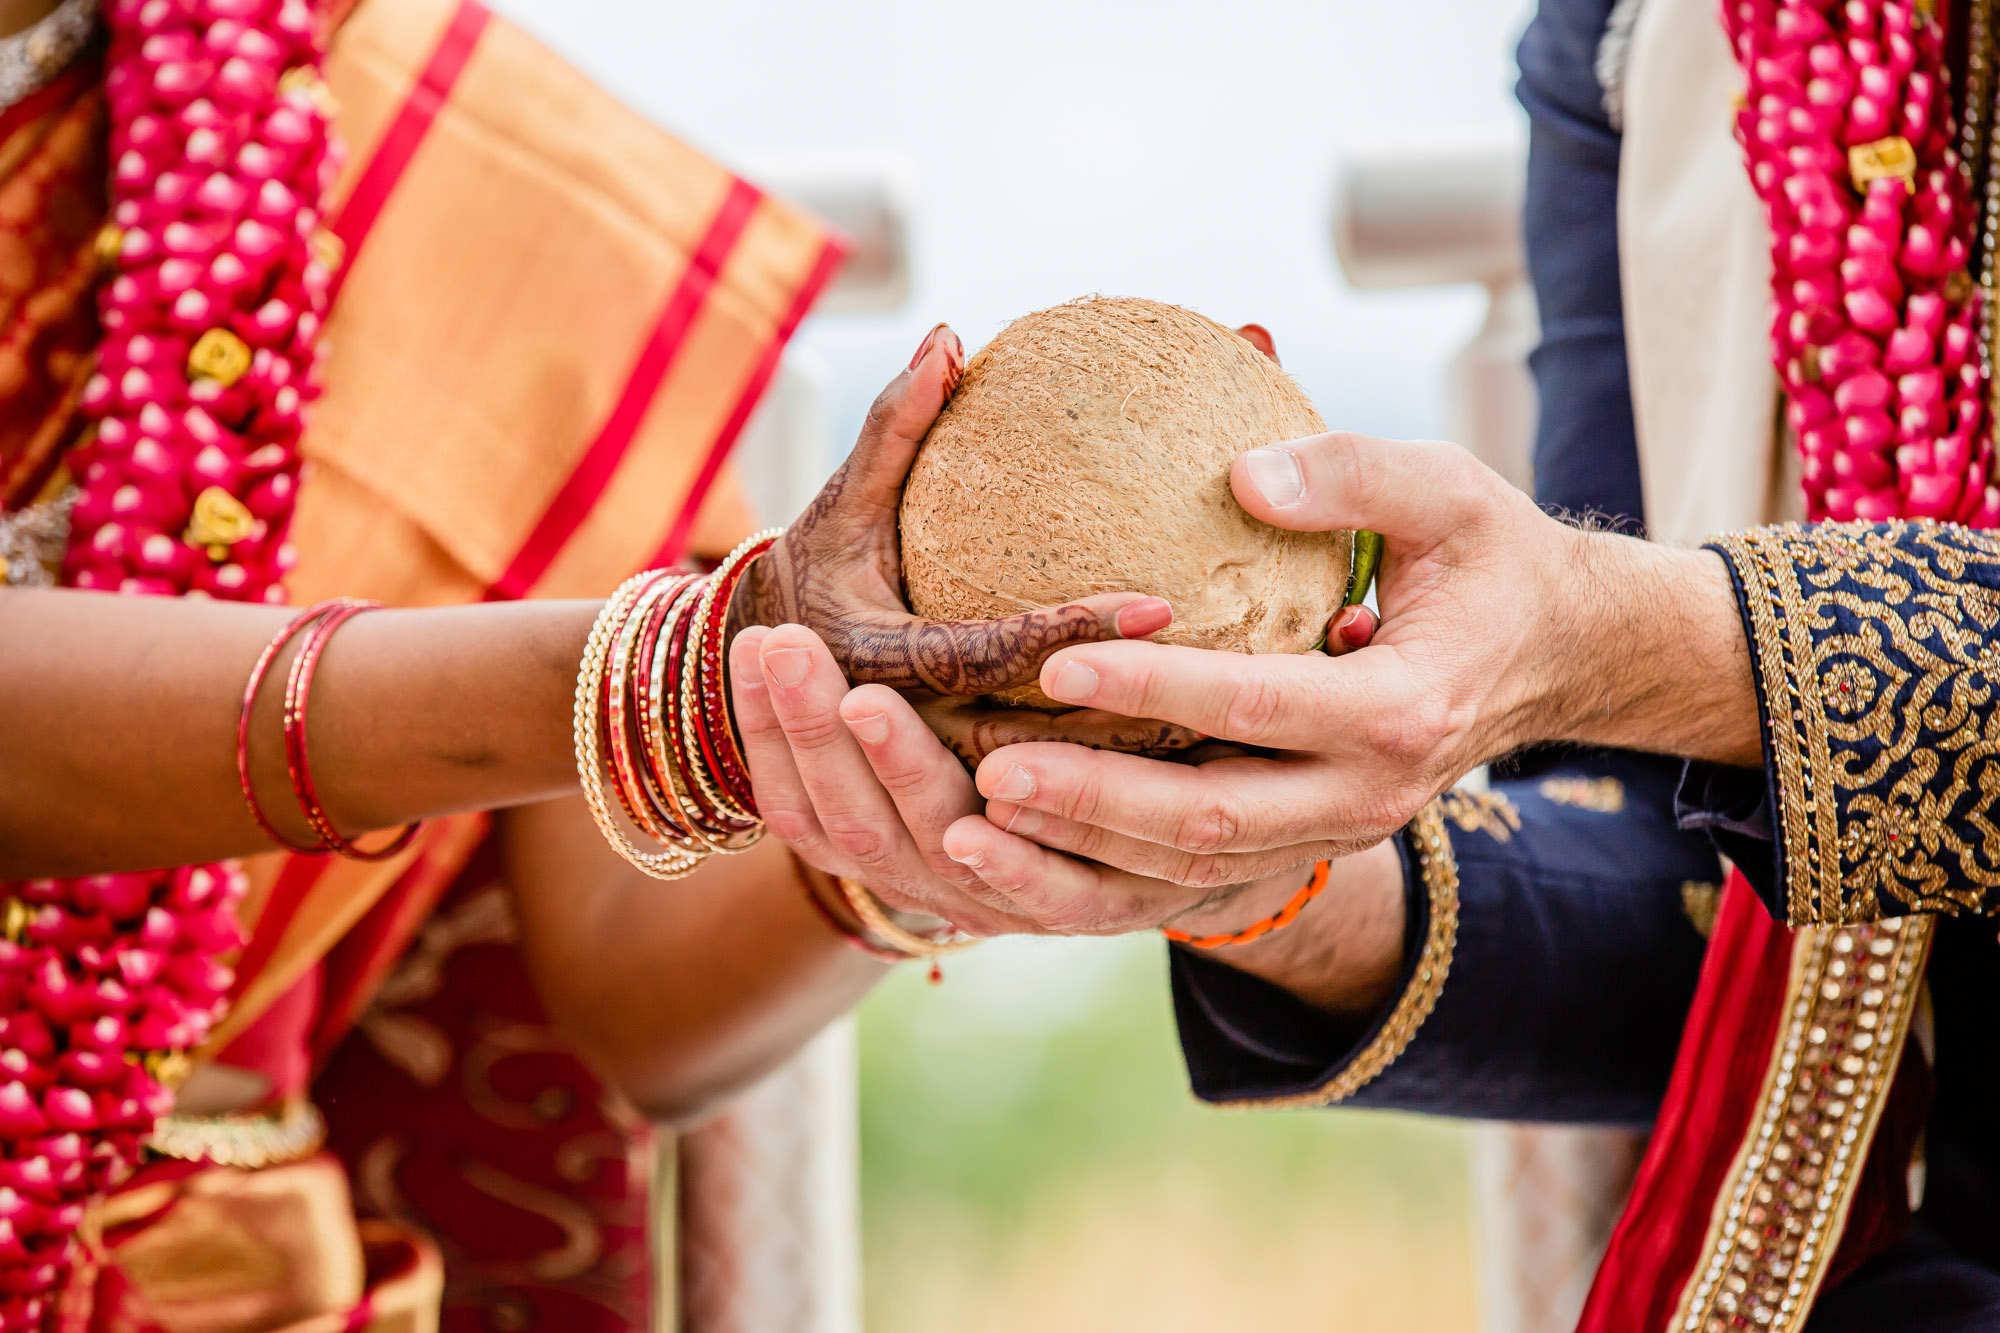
[0, 588, 598, 877]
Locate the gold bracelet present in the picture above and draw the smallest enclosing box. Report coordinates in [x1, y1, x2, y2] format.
[836, 876, 978, 979]
[147, 1101, 328, 1171]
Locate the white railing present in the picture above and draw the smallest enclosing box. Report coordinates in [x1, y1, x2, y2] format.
[1333, 136, 1646, 1333]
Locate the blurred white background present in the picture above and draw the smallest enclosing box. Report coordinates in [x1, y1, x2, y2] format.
[488, 3, 1536, 1328]
[495, 0, 1531, 454]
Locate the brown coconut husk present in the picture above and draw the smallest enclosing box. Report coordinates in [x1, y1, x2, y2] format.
[900, 296, 1352, 708]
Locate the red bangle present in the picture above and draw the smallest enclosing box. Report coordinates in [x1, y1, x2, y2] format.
[281, 600, 425, 862]
[237, 599, 359, 853]
[789, 854, 903, 964]
[1163, 860, 1332, 949]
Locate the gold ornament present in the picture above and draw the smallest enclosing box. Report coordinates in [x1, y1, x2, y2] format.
[185, 486, 255, 561]
[93, 223, 124, 271]
[308, 229, 345, 272]
[1, 899, 28, 944]
[277, 65, 338, 117]
[187, 328, 253, 387]
[1848, 136, 1918, 192]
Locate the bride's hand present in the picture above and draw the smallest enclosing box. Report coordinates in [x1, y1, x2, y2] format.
[729, 323, 1173, 697]
[728, 621, 1303, 937]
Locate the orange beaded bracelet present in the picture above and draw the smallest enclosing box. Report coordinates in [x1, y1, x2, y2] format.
[1162, 860, 1332, 950]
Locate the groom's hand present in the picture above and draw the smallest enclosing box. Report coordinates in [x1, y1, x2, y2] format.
[942, 431, 1754, 888]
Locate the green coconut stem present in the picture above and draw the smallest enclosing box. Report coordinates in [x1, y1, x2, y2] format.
[1344, 530, 1383, 607]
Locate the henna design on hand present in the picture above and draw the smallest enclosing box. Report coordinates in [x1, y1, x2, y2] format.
[725, 331, 1154, 696]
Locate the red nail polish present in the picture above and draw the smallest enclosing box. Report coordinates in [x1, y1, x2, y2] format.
[1336, 606, 1377, 648]
[1115, 597, 1174, 639]
[909, 322, 946, 371]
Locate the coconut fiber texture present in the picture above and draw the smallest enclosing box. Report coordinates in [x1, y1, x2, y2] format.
[900, 296, 1352, 705]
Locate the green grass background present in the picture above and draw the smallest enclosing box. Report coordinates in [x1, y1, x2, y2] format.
[856, 934, 1478, 1332]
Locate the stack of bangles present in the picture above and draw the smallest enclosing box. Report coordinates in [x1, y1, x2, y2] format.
[571, 529, 783, 879]
[1162, 859, 1333, 950]
[238, 597, 424, 860]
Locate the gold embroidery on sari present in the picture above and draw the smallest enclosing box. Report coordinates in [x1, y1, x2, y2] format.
[1669, 915, 1931, 1333]
[1710, 521, 2000, 924]
[1219, 799, 1459, 1109]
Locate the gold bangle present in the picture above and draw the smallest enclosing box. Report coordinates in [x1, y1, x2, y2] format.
[574, 574, 706, 879]
[835, 876, 979, 960]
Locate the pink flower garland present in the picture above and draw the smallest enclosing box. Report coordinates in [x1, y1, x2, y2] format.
[0, 0, 337, 1321]
[1727, 0, 2000, 526]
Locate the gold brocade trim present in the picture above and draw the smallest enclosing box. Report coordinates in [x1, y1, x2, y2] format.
[1220, 800, 1460, 1110]
[1539, 774, 1627, 813]
[1711, 523, 2000, 924]
[147, 1101, 328, 1171]
[1670, 915, 1932, 1333]
[1436, 788, 1521, 843]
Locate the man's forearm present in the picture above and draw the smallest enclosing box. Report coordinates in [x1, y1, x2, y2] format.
[1181, 841, 1408, 1021]
[1536, 531, 1764, 768]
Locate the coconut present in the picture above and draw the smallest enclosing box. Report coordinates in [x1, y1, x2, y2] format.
[899, 296, 1352, 707]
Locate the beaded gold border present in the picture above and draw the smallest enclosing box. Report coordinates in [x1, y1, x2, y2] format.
[147, 1100, 329, 1171]
[1668, 914, 1932, 1333]
[1709, 531, 1848, 926]
[1219, 799, 1460, 1110]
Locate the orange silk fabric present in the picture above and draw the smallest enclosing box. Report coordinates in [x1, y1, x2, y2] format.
[0, 59, 104, 511]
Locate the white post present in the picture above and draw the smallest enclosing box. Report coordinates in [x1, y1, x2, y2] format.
[676, 1021, 862, 1333]
[1332, 136, 1647, 1333]
[667, 154, 915, 1333]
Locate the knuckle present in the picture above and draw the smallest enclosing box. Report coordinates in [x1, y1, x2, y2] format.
[762, 808, 822, 848]
[1048, 775, 1106, 828]
[1329, 431, 1387, 505]
[1173, 792, 1245, 856]
[1219, 675, 1289, 743]
[1361, 696, 1452, 771]
[1183, 858, 1242, 892]
[824, 821, 897, 872]
[778, 711, 847, 752]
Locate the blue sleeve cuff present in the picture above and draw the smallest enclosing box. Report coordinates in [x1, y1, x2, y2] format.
[1172, 755, 1715, 1125]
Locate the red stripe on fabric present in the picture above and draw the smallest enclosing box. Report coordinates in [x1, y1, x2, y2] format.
[482, 178, 764, 601]
[0, 56, 96, 146]
[327, 0, 491, 272]
[1573, 874, 1794, 1333]
[229, 854, 332, 1001]
[648, 234, 848, 568]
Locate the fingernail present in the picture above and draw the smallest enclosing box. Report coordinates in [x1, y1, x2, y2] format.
[1003, 804, 1042, 835]
[1115, 598, 1173, 639]
[909, 322, 946, 371]
[763, 647, 809, 689]
[1243, 446, 1305, 509]
[992, 764, 1036, 802]
[1047, 660, 1099, 703]
[845, 711, 889, 745]
[1336, 606, 1377, 648]
[947, 847, 985, 868]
